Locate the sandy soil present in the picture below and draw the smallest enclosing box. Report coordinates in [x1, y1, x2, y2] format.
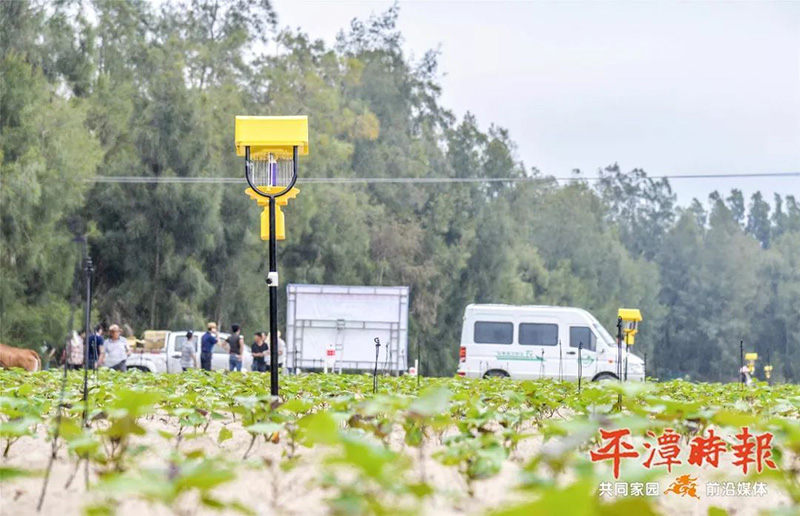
[0, 417, 794, 516]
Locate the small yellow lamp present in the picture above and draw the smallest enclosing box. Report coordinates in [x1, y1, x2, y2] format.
[618, 308, 643, 346]
[745, 352, 758, 375]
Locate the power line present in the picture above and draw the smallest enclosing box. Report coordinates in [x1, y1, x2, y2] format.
[87, 171, 800, 185]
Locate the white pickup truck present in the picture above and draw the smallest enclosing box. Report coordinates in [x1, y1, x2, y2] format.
[126, 330, 254, 373]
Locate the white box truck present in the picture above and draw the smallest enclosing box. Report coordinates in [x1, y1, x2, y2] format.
[456, 304, 644, 381]
[286, 284, 409, 374]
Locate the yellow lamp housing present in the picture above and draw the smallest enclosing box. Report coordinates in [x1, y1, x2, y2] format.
[618, 308, 643, 346]
[745, 352, 758, 374]
[235, 116, 309, 158]
[236, 116, 309, 240]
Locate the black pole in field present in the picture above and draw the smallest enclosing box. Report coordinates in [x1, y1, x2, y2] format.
[373, 337, 381, 394]
[245, 143, 300, 397]
[558, 340, 563, 381]
[268, 193, 279, 397]
[616, 317, 623, 406]
[739, 340, 744, 389]
[616, 317, 623, 381]
[81, 251, 93, 428]
[417, 340, 421, 388]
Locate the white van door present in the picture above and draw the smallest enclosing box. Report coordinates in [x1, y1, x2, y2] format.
[514, 319, 561, 379]
[563, 325, 598, 380]
[167, 334, 181, 372]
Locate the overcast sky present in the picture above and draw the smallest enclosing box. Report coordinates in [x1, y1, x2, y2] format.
[272, 0, 799, 206]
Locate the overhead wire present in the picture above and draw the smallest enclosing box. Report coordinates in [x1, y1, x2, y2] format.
[87, 171, 800, 185]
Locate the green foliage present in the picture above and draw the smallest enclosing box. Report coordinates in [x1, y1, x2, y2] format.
[2, 370, 799, 515]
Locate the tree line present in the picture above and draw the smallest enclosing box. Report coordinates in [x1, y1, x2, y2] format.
[1, 1, 798, 381]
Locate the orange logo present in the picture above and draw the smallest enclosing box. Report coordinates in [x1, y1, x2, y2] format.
[664, 475, 700, 499]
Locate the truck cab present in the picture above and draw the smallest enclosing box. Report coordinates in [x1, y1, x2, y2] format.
[456, 304, 644, 382]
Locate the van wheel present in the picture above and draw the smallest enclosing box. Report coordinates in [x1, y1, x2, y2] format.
[484, 370, 509, 379]
[593, 372, 618, 382]
[127, 366, 150, 373]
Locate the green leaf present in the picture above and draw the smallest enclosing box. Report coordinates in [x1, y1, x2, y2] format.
[218, 426, 233, 443]
[298, 411, 340, 445]
[0, 466, 39, 482]
[408, 387, 451, 418]
[244, 422, 282, 435]
[279, 399, 312, 414]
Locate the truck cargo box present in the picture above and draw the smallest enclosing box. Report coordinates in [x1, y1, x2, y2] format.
[286, 284, 409, 373]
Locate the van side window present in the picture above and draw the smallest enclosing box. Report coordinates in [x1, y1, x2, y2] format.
[519, 323, 558, 346]
[474, 322, 513, 344]
[570, 326, 596, 351]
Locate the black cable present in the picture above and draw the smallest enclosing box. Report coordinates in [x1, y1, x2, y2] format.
[37, 240, 83, 511]
[86, 171, 800, 184]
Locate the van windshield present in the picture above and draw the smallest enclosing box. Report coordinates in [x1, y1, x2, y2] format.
[587, 316, 616, 347]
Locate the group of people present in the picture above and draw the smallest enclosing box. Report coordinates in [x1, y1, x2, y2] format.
[59, 321, 284, 373]
[63, 324, 132, 372]
[179, 322, 286, 372]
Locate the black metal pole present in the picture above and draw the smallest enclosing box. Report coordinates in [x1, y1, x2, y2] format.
[373, 337, 380, 394]
[417, 340, 421, 388]
[268, 195, 279, 397]
[739, 340, 744, 389]
[616, 317, 623, 381]
[81, 253, 93, 428]
[616, 317, 623, 406]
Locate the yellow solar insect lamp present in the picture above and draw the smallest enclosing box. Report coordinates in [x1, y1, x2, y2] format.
[745, 352, 758, 374]
[235, 115, 309, 396]
[618, 308, 643, 346]
[235, 116, 309, 240]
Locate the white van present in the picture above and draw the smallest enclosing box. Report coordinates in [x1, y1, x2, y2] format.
[456, 304, 644, 381]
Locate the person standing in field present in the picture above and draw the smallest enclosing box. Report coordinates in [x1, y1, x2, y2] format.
[102, 324, 130, 372]
[251, 332, 268, 373]
[180, 331, 197, 371]
[87, 325, 104, 370]
[200, 322, 218, 371]
[66, 330, 85, 370]
[225, 324, 244, 372]
[278, 331, 287, 370]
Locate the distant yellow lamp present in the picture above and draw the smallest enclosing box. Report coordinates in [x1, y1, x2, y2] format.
[235, 115, 309, 240]
[745, 352, 758, 374]
[618, 308, 642, 346]
[764, 364, 773, 380]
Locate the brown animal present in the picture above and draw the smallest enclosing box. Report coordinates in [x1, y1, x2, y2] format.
[0, 343, 41, 372]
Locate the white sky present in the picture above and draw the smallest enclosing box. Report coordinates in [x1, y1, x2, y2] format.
[272, 0, 800, 205]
